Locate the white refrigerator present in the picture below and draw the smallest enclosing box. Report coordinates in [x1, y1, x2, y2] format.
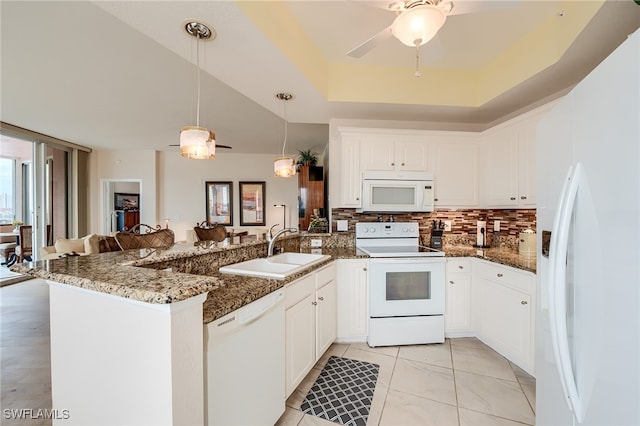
[536, 29, 639, 425]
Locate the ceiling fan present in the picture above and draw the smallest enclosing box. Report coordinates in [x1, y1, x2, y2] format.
[347, 0, 507, 60]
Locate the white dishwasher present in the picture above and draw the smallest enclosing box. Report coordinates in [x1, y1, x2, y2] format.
[205, 290, 285, 425]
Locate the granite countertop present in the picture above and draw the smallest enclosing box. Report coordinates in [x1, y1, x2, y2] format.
[10, 231, 532, 324]
[202, 247, 365, 323]
[8, 234, 273, 304]
[443, 245, 536, 273]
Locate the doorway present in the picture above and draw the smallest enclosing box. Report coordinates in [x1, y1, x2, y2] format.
[100, 179, 142, 235]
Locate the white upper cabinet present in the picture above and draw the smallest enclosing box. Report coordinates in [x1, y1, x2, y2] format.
[480, 106, 551, 208]
[433, 139, 479, 207]
[338, 133, 363, 208]
[481, 126, 519, 206]
[361, 134, 429, 172]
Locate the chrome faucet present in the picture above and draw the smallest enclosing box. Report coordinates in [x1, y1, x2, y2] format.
[266, 224, 298, 257]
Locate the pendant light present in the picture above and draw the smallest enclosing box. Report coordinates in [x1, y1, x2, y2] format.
[274, 92, 296, 177]
[180, 21, 216, 160]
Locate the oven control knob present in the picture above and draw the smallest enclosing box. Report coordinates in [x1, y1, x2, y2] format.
[403, 227, 409, 233]
[369, 227, 376, 233]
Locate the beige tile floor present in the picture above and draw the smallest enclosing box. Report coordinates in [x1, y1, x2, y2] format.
[1, 279, 535, 426]
[278, 340, 536, 426]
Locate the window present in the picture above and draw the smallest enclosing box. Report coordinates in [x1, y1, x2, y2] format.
[0, 157, 15, 223]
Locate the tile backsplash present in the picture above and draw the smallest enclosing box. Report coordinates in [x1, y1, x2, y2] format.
[331, 208, 536, 249]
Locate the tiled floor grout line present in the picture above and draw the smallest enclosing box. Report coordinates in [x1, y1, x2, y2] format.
[449, 341, 463, 426]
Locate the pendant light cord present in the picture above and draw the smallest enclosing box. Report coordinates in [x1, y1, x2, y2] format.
[196, 31, 201, 127]
[282, 98, 288, 157]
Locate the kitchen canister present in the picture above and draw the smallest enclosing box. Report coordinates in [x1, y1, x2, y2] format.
[518, 228, 536, 255]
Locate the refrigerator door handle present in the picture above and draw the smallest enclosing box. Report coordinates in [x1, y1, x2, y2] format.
[548, 163, 584, 422]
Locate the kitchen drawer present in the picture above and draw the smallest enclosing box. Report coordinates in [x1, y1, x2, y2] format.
[285, 274, 315, 309]
[446, 258, 471, 274]
[475, 260, 533, 293]
[316, 262, 336, 289]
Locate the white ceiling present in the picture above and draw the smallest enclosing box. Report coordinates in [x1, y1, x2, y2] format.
[1, 1, 638, 155]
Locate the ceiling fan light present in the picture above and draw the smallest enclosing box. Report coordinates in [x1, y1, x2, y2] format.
[274, 157, 296, 177]
[391, 5, 446, 47]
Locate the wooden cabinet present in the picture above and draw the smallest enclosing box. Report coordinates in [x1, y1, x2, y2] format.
[339, 133, 363, 208]
[473, 260, 535, 373]
[361, 135, 429, 172]
[433, 141, 478, 207]
[445, 258, 472, 336]
[298, 165, 324, 230]
[284, 263, 337, 397]
[336, 259, 369, 342]
[116, 210, 140, 231]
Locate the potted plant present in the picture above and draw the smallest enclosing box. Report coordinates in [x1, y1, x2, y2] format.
[296, 149, 318, 168]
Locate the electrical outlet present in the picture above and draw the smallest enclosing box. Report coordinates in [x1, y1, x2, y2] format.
[444, 221, 452, 231]
[494, 220, 500, 232]
[310, 239, 322, 248]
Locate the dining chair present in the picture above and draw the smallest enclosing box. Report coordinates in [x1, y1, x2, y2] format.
[114, 224, 175, 250]
[193, 221, 227, 243]
[15, 225, 33, 262]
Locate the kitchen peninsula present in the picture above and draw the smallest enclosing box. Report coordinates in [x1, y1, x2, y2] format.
[10, 232, 535, 425]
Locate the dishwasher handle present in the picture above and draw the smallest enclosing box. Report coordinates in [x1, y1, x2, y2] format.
[237, 291, 284, 326]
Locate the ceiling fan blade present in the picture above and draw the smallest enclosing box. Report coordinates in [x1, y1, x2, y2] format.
[168, 144, 232, 149]
[347, 25, 393, 58]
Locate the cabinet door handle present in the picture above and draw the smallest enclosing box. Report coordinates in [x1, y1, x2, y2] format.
[363, 267, 367, 271]
[521, 196, 527, 200]
[356, 197, 360, 201]
[497, 273, 503, 277]
[521, 300, 528, 305]
[401, 162, 405, 166]
[510, 197, 516, 200]
[391, 162, 395, 166]
[318, 297, 324, 301]
[434, 198, 439, 202]
[458, 265, 464, 269]
[312, 301, 318, 306]
[449, 280, 454, 285]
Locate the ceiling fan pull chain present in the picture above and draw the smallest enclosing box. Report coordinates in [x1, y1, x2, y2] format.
[415, 41, 421, 78]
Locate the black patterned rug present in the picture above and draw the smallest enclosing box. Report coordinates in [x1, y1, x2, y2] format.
[300, 356, 379, 426]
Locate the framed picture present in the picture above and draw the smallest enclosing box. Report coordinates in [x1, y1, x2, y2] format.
[239, 181, 266, 226]
[114, 193, 140, 210]
[205, 182, 233, 226]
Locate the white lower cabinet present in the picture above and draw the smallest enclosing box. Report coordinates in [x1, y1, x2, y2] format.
[284, 263, 337, 397]
[444, 258, 472, 336]
[336, 259, 369, 342]
[473, 260, 535, 375]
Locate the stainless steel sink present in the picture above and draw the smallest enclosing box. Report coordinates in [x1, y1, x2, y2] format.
[218, 252, 330, 280]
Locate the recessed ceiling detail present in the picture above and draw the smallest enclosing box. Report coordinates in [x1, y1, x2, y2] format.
[238, 0, 605, 108]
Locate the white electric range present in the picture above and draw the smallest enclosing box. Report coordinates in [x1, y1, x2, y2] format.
[356, 222, 445, 347]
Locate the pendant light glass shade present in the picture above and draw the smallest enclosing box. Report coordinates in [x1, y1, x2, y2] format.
[274, 157, 296, 177]
[274, 92, 296, 178]
[391, 5, 446, 47]
[180, 127, 215, 159]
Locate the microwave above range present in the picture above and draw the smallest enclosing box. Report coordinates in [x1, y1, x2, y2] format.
[358, 171, 435, 213]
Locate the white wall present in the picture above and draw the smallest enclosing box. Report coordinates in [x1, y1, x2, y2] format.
[157, 152, 299, 241]
[89, 149, 157, 234]
[89, 150, 308, 241]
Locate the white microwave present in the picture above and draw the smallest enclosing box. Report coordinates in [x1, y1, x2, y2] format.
[358, 171, 435, 213]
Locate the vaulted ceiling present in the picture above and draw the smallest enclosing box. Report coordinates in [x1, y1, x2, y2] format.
[1, 1, 638, 155]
